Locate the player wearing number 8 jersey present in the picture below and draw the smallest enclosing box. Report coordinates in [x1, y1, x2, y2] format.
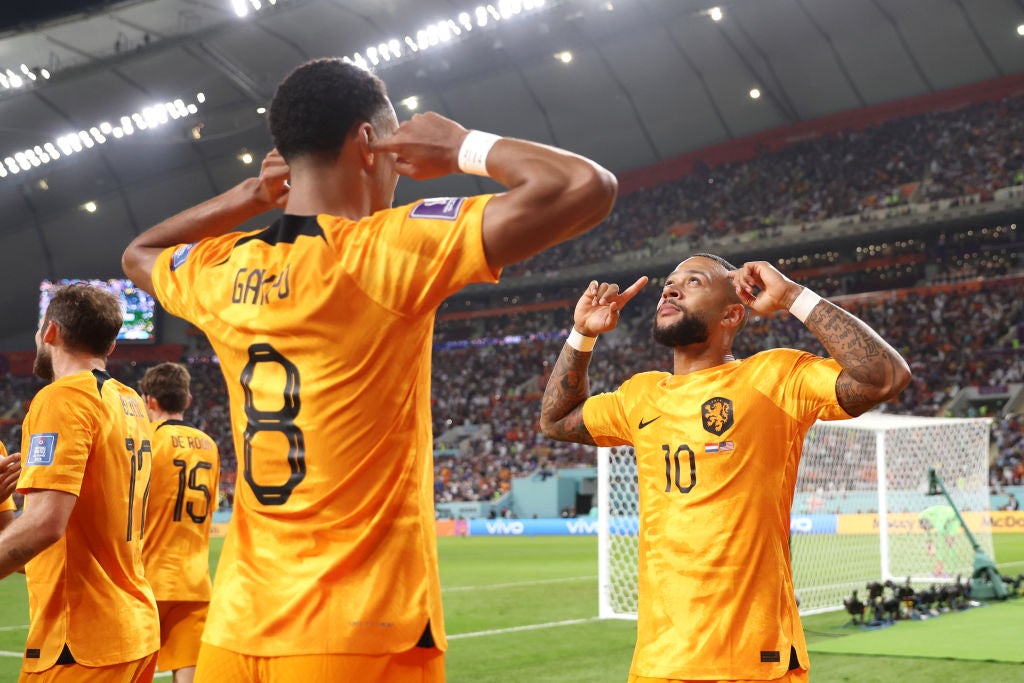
[141, 362, 220, 683]
[0, 285, 159, 682]
[541, 255, 911, 682]
[122, 57, 617, 682]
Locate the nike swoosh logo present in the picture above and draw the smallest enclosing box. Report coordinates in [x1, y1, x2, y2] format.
[638, 416, 661, 429]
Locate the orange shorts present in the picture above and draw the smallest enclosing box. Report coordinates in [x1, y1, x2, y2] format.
[157, 601, 209, 672]
[18, 653, 157, 683]
[193, 642, 445, 683]
[629, 669, 809, 683]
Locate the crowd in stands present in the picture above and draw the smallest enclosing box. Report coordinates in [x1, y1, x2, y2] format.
[502, 94, 1024, 279]
[1, 95, 1022, 508]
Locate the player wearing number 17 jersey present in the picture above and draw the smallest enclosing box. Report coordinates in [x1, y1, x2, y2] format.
[141, 362, 220, 683]
[0, 284, 159, 682]
[122, 58, 617, 682]
[541, 255, 910, 683]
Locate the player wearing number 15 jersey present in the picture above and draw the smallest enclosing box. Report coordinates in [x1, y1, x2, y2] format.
[541, 255, 910, 683]
[141, 362, 220, 683]
[0, 285, 159, 682]
[122, 58, 617, 682]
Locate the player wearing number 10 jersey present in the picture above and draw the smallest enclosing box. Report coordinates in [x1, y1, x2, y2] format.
[141, 362, 220, 683]
[123, 58, 617, 681]
[1, 285, 159, 682]
[541, 255, 910, 683]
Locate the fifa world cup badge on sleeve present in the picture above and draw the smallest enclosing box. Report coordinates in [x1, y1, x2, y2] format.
[171, 242, 197, 271]
[410, 197, 466, 221]
[27, 433, 58, 466]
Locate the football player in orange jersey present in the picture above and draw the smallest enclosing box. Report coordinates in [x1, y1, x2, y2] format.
[0, 284, 159, 682]
[140, 362, 220, 683]
[121, 58, 617, 683]
[541, 255, 910, 683]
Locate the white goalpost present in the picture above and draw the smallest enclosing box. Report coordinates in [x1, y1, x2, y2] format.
[597, 414, 993, 619]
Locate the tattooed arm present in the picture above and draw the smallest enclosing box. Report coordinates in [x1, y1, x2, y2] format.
[730, 261, 911, 417]
[0, 489, 77, 579]
[540, 344, 598, 445]
[540, 277, 648, 443]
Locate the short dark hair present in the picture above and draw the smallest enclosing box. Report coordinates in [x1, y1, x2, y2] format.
[691, 252, 738, 271]
[269, 58, 391, 163]
[43, 285, 122, 357]
[140, 362, 191, 414]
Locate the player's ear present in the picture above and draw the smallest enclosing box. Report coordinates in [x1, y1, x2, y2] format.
[356, 121, 375, 169]
[40, 320, 59, 344]
[722, 302, 746, 329]
[106, 341, 116, 357]
[185, 393, 193, 411]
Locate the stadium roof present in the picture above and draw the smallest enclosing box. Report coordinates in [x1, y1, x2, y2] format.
[0, 0, 1022, 347]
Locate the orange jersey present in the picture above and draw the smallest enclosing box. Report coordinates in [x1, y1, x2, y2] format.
[143, 420, 220, 602]
[583, 349, 849, 680]
[17, 370, 159, 671]
[151, 196, 499, 656]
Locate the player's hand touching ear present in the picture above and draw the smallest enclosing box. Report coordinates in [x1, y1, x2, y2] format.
[255, 149, 290, 209]
[573, 276, 648, 336]
[369, 112, 469, 181]
[728, 262, 801, 315]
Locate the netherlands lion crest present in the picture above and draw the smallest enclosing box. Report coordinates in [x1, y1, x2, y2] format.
[701, 397, 734, 435]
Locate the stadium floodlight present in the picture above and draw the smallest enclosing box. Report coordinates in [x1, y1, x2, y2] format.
[554, 50, 573, 64]
[82, 201, 98, 213]
[337, 1, 548, 73]
[1017, 24, 1024, 36]
[749, 87, 761, 99]
[708, 6, 723, 22]
[400, 96, 419, 111]
[0, 95, 202, 185]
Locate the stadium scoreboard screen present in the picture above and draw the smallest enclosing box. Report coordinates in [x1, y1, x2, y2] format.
[39, 278, 156, 342]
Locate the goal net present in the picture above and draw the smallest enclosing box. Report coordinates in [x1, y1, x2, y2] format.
[597, 414, 993, 618]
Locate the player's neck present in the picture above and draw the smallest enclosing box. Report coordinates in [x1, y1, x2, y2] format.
[284, 162, 374, 220]
[150, 410, 185, 424]
[50, 350, 107, 382]
[671, 347, 736, 376]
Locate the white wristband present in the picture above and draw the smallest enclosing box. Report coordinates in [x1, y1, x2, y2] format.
[457, 130, 501, 177]
[789, 287, 823, 323]
[567, 328, 598, 352]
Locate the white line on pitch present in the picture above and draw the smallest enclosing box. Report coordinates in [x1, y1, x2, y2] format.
[448, 617, 602, 640]
[443, 575, 596, 593]
[0, 625, 26, 632]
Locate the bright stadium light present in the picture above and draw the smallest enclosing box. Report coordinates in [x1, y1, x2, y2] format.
[82, 201, 98, 213]
[749, 87, 761, 99]
[554, 50, 573, 64]
[1017, 24, 1024, 36]
[0, 94, 202, 184]
[709, 6, 723, 22]
[340, 1, 548, 72]
[401, 96, 419, 111]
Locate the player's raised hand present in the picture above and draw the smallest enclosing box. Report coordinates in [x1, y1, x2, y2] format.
[728, 261, 803, 315]
[369, 112, 468, 180]
[573, 277, 649, 337]
[253, 149, 291, 209]
[0, 452, 21, 501]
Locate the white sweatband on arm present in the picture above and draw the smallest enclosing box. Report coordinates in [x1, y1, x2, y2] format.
[567, 329, 598, 352]
[789, 287, 823, 324]
[457, 130, 501, 177]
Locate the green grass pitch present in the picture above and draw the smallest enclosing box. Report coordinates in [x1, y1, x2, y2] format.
[1, 535, 1022, 681]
